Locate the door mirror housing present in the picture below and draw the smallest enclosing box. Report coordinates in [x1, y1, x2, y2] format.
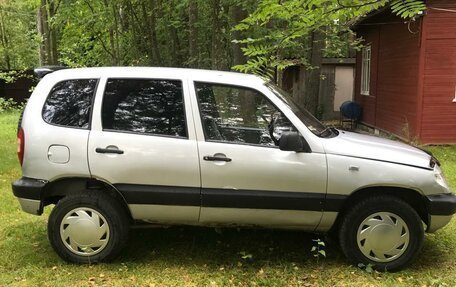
[279, 131, 311, 152]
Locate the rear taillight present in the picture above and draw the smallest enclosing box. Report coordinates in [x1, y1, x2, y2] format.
[17, 128, 25, 166]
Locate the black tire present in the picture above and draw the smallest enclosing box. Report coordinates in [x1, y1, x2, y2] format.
[48, 191, 130, 263]
[339, 195, 424, 272]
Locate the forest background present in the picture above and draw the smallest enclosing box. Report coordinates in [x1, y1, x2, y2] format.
[0, 0, 425, 114]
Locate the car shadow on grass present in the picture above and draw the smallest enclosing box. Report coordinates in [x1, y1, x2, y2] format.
[1, 222, 450, 271]
[120, 226, 343, 268]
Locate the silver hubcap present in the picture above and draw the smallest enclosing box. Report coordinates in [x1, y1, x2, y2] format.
[357, 212, 409, 263]
[60, 208, 110, 256]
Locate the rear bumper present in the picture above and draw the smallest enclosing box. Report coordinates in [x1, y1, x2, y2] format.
[425, 193, 456, 233]
[12, 177, 47, 215]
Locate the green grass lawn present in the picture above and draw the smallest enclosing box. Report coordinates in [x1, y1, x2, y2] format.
[1, 111, 456, 287]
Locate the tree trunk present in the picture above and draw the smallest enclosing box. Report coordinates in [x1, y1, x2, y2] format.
[37, 0, 59, 65]
[139, 2, 155, 64]
[188, 0, 198, 67]
[38, 0, 50, 65]
[230, 5, 247, 67]
[149, 0, 162, 65]
[101, 0, 119, 65]
[303, 31, 324, 116]
[211, 0, 221, 70]
[0, 10, 11, 70]
[112, 2, 121, 65]
[169, 25, 182, 66]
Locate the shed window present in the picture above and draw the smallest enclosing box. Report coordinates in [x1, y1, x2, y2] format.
[361, 45, 371, 96]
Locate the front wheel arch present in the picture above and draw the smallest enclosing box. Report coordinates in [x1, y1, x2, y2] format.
[338, 195, 424, 271]
[329, 186, 428, 237]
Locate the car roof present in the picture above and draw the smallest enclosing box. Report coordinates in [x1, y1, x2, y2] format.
[46, 67, 266, 86]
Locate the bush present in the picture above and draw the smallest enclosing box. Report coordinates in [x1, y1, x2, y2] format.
[0, 98, 23, 113]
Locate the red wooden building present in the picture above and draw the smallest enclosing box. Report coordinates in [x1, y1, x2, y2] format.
[353, 0, 456, 144]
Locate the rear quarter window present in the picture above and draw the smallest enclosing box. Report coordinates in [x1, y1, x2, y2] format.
[42, 79, 98, 129]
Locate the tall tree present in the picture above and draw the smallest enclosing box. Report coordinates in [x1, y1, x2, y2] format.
[211, 0, 221, 69]
[188, 0, 198, 67]
[230, 4, 247, 66]
[37, 0, 59, 65]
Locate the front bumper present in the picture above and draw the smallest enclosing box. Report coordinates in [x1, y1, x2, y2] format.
[425, 193, 456, 232]
[12, 177, 47, 215]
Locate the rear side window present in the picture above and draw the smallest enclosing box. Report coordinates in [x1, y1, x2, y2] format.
[101, 79, 187, 138]
[42, 79, 98, 129]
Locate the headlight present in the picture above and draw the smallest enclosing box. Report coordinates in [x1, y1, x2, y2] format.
[434, 166, 451, 193]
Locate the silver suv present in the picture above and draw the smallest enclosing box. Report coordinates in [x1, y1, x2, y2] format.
[12, 67, 456, 271]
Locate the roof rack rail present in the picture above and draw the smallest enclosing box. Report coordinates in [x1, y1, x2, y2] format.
[34, 66, 68, 79]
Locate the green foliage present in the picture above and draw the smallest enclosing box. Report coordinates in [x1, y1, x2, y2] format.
[0, 0, 426, 73]
[233, 0, 426, 78]
[391, 0, 426, 19]
[0, 70, 33, 83]
[310, 238, 326, 259]
[358, 263, 374, 273]
[0, 97, 24, 113]
[239, 251, 253, 259]
[0, 0, 40, 70]
[0, 98, 17, 112]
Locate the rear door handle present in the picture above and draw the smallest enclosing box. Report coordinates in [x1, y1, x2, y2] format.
[203, 154, 232, 162]
[96, 147, 124, 154]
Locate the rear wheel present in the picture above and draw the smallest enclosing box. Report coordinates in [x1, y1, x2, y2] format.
[339, 195, 424, 271]
[48, 192, 130, 263]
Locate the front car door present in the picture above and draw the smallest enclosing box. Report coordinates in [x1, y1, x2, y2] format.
[88, 74, 201, 223]
[189, 79, 328, 230]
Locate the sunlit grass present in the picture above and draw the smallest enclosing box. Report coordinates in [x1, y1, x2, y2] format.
[0, 111, 455, 286]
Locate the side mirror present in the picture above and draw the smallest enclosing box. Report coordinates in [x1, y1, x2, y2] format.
[279, 131, 311, 152]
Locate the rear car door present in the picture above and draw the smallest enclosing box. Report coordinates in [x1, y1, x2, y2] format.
[190, 81, 328, 229]
[88, 76, 201, 223]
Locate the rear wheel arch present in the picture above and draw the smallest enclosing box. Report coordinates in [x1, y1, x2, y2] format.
[48, 191, 130, 263]
[42, 177, 133, 222]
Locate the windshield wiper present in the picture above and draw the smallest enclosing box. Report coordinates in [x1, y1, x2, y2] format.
[317, 126, 337, 137]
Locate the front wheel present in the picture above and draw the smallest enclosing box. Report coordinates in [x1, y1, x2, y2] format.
[48, 192, 130, 263]
[339, 195, 424, 271]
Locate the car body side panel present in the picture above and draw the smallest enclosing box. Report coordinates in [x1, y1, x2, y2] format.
[21, 73, 94, 181]
[325, 153, 443, 196]
[200, 208, 324, 229]
[88, 76, 202, 222]
[185, 78, 328, 229]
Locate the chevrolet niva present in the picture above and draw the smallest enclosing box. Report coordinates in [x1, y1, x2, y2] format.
[12, 67, 456, 271]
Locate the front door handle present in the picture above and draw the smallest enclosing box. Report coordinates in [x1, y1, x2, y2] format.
[96, 146, 124, 154]
[203, 154, 232, 162]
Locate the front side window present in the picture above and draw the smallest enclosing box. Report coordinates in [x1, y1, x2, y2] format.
[195, 82, 296, 147]
[101, 79, 187, 138]
[42, 79, 98, 128]
[361, 45, 371, 96]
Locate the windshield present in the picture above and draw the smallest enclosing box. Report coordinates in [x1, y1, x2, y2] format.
[265, 82, 330, 136]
